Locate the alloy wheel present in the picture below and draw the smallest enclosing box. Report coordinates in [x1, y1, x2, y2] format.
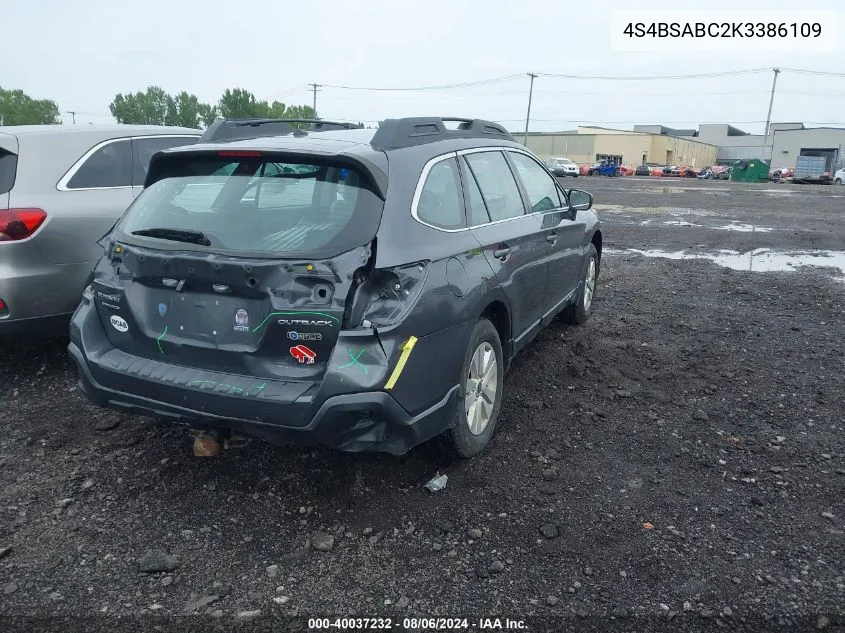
[464, 342, 498, 436]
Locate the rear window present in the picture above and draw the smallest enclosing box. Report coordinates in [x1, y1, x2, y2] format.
[116, 154, 384, 258]
[0, 148, 17, 195]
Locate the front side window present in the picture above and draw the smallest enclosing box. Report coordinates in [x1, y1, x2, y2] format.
[66, 139, 132, 189]
[416, 158, 464, 229]
[117, 154, 383, 258]
[463, 151, 525, 222]
[508, 152, 562, 213]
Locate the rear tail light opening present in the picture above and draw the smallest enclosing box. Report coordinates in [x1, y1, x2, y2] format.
[0, 208, 48, 241]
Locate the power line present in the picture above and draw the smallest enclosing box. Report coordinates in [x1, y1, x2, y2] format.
[536, 68, 770, 81]
[779, 67, 845, 77]
[320, 74, 524, 91]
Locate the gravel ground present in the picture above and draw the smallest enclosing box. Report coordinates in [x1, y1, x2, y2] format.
[1, 177, 844, 633]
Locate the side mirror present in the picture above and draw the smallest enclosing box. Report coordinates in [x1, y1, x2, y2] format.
[568, 189, 593, 212]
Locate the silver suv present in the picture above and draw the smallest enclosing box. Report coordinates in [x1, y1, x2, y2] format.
[0, 125, 201, 333]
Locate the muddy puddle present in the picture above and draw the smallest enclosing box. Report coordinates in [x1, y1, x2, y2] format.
[607, 247, 845, 275]
[661, 220, 775, 232]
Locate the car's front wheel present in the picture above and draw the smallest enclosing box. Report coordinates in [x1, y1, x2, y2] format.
[836, 178, 843, 185]
[562, 243, 599, 325]
[440, 318, 504, 458]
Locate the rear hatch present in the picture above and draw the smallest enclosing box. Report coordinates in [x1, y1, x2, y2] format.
[91, 148, 385, 382]
[0, 132, 18, 209]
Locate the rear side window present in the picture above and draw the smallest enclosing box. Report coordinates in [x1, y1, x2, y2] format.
[132, 136, 198, 186]
[416, 158, 464, 229]
[0, 148, 17, 195]
[459, 156, 490, 226]
[118, 155, 384, 258]
[463, 151, 525, 222]
[508, 152, 562, 213]
[66, 139, 132, 189]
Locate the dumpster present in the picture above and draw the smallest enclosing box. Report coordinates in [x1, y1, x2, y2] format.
[730, 159, 769, 183]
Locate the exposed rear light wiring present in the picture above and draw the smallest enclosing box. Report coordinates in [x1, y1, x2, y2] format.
[346, 261, 430, 330]
[0, 208, 47, 241]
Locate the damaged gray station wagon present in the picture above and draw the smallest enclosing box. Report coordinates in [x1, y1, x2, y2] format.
[69, 117, 602, 457]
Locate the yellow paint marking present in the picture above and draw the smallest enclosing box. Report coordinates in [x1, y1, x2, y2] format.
[384, 336, 418, 390]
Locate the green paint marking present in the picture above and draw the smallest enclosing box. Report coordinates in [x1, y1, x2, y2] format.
[156, 325, 168, 354]
[251, 311, 340, 334]
[338, 348, 368, 375]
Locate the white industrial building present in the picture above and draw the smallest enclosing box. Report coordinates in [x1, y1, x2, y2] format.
[635, 122, 845, 171]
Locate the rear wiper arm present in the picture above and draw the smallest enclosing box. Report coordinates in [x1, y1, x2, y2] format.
[131, 227, 211, 246]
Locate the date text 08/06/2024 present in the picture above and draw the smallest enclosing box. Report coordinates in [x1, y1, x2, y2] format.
[307, 617, 527, 630]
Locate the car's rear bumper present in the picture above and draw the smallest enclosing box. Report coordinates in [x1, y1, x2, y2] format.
[0, 240, 93, 334]
[68, 300, 466, 455]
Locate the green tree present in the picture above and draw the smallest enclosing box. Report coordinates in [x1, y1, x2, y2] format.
[109, 86, 215, 128]
[109, 86, 172, 125]
[0, 87, 61, 125]
[217, 88, 314, 123]
[169, 91, 218, 128]
[217, 88, 264, 119]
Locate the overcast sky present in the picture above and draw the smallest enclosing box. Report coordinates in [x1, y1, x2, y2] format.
[3, 0, 843, 134]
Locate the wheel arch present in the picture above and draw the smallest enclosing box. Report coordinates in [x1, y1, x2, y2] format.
[590, 229, 602, 261]
[479, 299, 511, 363]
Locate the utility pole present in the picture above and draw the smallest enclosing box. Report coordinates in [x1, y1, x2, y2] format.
[522, 73, 537, 147]
[66, 111, 77, 124]
[761, 68, 780, 163]
[309, 83, 321, 119]
[523, 73, 537, 145]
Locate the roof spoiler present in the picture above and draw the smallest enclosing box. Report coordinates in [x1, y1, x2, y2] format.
[200, 118, 365, 143]
[370, 117, 514, 151]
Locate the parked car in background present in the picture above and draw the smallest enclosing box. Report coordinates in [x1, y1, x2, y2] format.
[835, 167, 844, 185]
[617, 164, 634, 176]
[634, 164, 651, 176]
[544, 157, 579, 177]
[664, 165, 680, 177]
[587, 160, 619, 176]
[682, 166, 699, 178]
[770, 167, 793, 182]
[713, 165, 731, 180]
[69, 116, 602, 458]
[0, 125, 201, 333]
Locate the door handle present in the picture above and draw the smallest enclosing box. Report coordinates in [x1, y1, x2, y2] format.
[492, 246, 511, 260]
[546, 232, 558, 244]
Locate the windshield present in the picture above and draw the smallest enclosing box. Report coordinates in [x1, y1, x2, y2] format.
[116, 154, 384, 258]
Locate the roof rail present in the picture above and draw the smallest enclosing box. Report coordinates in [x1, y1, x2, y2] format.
[200, 118, 364, 143]
[370, 117, 514, 151]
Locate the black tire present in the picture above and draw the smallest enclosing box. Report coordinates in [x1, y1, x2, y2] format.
[440, 318, 504, 459]
[562, 243, 599, 325]
[573, 174, 579, 178]
[836, 178, 842, 185]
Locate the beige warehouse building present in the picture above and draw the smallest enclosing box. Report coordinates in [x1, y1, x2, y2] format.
[520, 126, 718, 168]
